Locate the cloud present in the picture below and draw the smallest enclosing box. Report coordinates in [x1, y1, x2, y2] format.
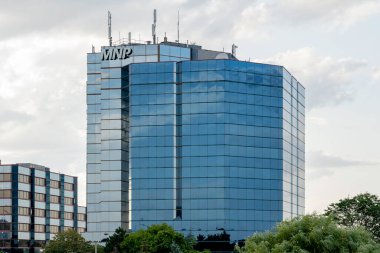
[258, 47, 367, 109]
[235, 0, 380, 37]
[306, 150, 377, 180]
[373, 67, 380, 80]
[0, 34, 88, 203]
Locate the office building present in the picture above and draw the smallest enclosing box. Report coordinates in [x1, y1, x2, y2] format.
[0, 163, 86, 252]
[86, 29, 305, 241]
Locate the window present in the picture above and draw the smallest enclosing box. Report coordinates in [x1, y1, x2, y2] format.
[18, 223, 30, 232]
[18, 207, 30, 216]
[0, 190, 12, 199]
[64, 182, 74, 191]
[35, 224, 45, 233]
[35, 177, 46, 186]
[0, 173, 11, 182]
[50, 210, 60, 219]
[34, 208, 46, 217]
[50, 195, 60, 204]
[18, 190, 30, 200]
[50, 180, 60, 189]
[77, 227, 86, 233]
[78, 213, 86, 221]
[64, 226, 73, 231]
[0, 222, 11, 230]
[0, 206, 11, 215]
[50, 225, 59, 234]
[64, 212, 74, 220]
[35, 193, 46, 202]
[18, 174, 30, 184]
[64, 197, 74, 205]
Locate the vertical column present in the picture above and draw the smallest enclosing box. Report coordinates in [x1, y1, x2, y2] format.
[59, 175, 64, 231]
[11, 165, 18, 250]
[73, 177, 78, 231]
[175, 63, 182, 219]
[45, 172, 50, 241]
[29, 168, 35, 252]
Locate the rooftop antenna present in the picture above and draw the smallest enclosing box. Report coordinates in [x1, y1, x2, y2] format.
[177, 10, 180, 43]
[152, 9, 157, 44]
[232, 44, 238, 57]
[91, 45, 95, 53]
[128, 32, 132, 44]
[108, 11, 112, 46]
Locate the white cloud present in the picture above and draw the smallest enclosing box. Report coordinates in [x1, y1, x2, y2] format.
[373, 67, 380, 80]
[0, 34, 91, 204]
[258, 47, 367, 109]
[235, 0, 380, 36]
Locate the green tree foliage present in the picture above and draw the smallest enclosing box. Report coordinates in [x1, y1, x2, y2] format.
[325, 193, 380, 241]
[120, 223, 201, 253]
[44, 229, 92, 253]
[236, 215, 380, 253]
[104, 227, 128, 253]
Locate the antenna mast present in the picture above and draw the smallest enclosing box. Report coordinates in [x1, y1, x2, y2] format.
[177, 10, 180, 43]
[152, 9, 157, 44]
[108, 11, 112, 46]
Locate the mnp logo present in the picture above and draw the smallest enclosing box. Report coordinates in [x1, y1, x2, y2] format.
[101, 47, 133, 61]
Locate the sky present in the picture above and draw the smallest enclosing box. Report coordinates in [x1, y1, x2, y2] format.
[0, 0, 379, 212]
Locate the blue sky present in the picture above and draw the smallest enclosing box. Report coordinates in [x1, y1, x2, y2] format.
[0, 0, 379, 212]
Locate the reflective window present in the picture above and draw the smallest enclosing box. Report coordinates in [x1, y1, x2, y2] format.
[18, 174, 30, 184]
[0, 173, 11, 182]
[0, 190, 12, 199]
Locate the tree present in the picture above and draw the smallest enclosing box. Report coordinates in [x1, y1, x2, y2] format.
[325, 193, 380, 241]
[104, 227, 128, 253]
[44, 229, 92, 253]
[236, 215, 380, 253]
[120, 223, 201, 253]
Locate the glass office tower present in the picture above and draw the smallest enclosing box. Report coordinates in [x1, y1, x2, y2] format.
[86, 41, 305, 241]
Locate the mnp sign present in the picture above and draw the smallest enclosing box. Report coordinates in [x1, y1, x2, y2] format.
[102, 47, 133, 61]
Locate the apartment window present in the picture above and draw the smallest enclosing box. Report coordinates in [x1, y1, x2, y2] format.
[18, 207, 30, 216]
[18, 223, 30, 232]
[18, 190, 30, 200]
[0, 190, 12, 199]
[0, 206, 11, 215]
[64, 212, 74, 220]
[50, 210, 60, 219]
[50, 225, 59, 234]
[77, 227, 86, 233]
[35, 177, 46, 186]
[64, 226, 73, 231]
[0, 173, 11, 182]
[64, 182, 74, 191]
[35, 193, 46, 202]
[18, 174, 30, 184]
[35, 224, 45, 233]
[50, 195, 60, 204]
[78, 213, 86, 221]
[0, 222, 11, 230]
[64, 197, 74, 205]
[50, 180, 60, 189]
[34, 208, 46, 217]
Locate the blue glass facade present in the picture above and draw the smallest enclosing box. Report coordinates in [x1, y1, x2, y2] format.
[86, 43, 305, 241]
